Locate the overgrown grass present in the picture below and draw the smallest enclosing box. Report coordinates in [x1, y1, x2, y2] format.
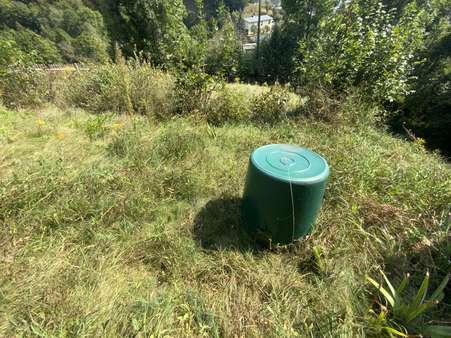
[0, 63, 301, 125]
[0, 104, 449, 337]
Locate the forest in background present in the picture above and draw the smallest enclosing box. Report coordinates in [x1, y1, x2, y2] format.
[0, 0, 450, 156]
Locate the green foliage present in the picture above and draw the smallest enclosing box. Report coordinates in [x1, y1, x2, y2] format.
[250, 85, 291, 123]
[101, 0, 190, 67]
[282, 0, 337, 34]
[206, 86, 251, 125]
[300, 86, 383, 125]
[173, 69, 219, 115]
[258, 25, 295, 83]
[0, 39, 37, 76]
[368, 271, 451, 337]
[393, 1, 451, 156]
[0, 67, 51, 108]
[0, 0, 109, 63]
[296, 1, 428, 103]
[63, 59, 173, 117]
[182, 21, 210, 70]
[0, 29, 61, 64]
[254, 0, 338, 82]
[205, 9, 242, 79]
[61, 64, 130, 113]
[83, 114, 112, 140]
[203, 0, 249, 17]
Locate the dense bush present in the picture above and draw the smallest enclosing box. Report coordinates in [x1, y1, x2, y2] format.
[0, 39, 37, 75]
[99, 0, 190, 67]
[63, 61, 173, 116]
[206, 86, 251, 125]
[204, 8, 242, 79]
[0, 29, 62, 64]
[296, 1, 428, 103]
[300, 86, 383, 126]
[256, 0, 336, 84]
[0, 60, 303, 125]
[0, 67, 51, 108]
[172, 69, 219, 115]
[392, 3, 451, 156]
[250, 85, 291, 124]
[63, 64, 130, 113]
[0, 0, 110, 63]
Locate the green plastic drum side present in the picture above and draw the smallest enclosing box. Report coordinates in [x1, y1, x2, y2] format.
[242, 144, 329, 245]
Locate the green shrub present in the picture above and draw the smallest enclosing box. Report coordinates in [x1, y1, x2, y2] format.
[0, 39, 38, 75]
[251, 85, 290, 124]
[300, 86, 382, 126]
[128, 61, 174, 118]
[0, 67, 51, 108]
[297, 1, 428, 104]
[63, 63, 132, 114]
[62, 61, 173, 116]
[83, 114, 112, 140]
[206, 87, 251, 125]
[172, 70, 219, 116]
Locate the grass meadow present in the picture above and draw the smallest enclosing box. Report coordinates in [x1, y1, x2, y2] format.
[0, 102, 449, 337]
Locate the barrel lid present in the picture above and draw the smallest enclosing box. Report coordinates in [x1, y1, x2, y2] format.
[250, 144, 329, 184]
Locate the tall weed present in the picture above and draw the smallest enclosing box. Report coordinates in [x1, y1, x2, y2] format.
[206, 86, 251, 125]
[62, 61, 173, 117]
[0, 67, 52, 108]
[172, 70, 219, 116]
[251, 85, 291, 124]
[300, 86, 382, 126]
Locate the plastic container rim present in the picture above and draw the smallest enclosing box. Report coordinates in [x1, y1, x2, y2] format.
[249, 144, 330, 185]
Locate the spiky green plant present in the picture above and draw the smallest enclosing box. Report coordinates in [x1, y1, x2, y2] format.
[367, 271, 450, 337]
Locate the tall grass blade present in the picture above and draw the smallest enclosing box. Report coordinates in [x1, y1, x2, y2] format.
[404, 301, 437, 323]
[396, 273, 410, 296]
[428, 274, 449, 302]
[412, 272, 429, 308]
[423, 325, 451, 338]
[384, 326, 408, 337]
[367, 276, 395, 307]
[381, 270, 397, 300]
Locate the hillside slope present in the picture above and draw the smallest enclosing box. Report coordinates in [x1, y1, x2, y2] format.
[0, 106, 450, 337]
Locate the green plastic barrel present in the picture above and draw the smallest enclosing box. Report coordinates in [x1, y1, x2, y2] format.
[242, 144, 329, 245]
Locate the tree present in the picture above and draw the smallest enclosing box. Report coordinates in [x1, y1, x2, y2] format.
[0, 29, 62, 64]
[256, 0, 338, 83]
[393, 0, 451, 155]
[282, 0, 337, 39]
[204, 0, 248, 18]
[0, 0, 110, 63]
[205, 7, 241, 78]
[100, 0, 190, 67]
[296, 1, 429, 102]
[258, 25, 291, 82]
[0, 39, 38, 75]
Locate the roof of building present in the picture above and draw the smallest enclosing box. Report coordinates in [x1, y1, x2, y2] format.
[244, 15, 273, 23]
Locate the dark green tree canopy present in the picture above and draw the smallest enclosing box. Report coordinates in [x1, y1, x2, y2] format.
[98, 0, 191, 66]
[0, 0, 110, 63]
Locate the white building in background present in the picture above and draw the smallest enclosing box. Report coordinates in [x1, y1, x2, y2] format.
[243, 15, 274, 38]
[243, 43, 257, 52]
